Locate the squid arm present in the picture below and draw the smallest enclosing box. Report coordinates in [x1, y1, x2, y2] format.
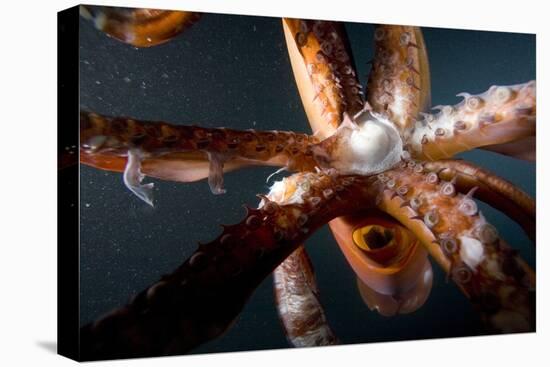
[277, 23, 432, 339]
[423, 159, 535, 242]
[375, 163, 534, 333]
[366, 25, 431, 133]
[282, 18, 364, 137]
[406, 81, 536, 161]
[80, 111, 320, 201]
[274, 19, 365, 346]
[80, 166, 533, 359]
[80, 171, 377, 360]
[79, 5, 201, 47]
[273, 246, 338, 347]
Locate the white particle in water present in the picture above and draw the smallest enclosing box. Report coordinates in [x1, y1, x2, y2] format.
[123, 77, 131, 83]
[85, 203, 91, 208]
[95, 80, 101, 85]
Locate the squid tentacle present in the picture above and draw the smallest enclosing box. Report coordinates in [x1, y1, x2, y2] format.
[80, 166, 534, 359]
[274, 19, 365, 346]
[79, 171, 378, 360]
[80, 111, 321, 198]
[423, 159, 535, 242]
[406, 81, 536, 161]
[375, 164, 535, 333]
[80, 5, 201, 47]
[283, 19, 364, 136]
[366, 25, 431, 132]
[273, 246, 339, 347]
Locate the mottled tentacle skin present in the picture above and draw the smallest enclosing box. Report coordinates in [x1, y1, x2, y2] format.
[77, 8, 537, 354]
[80, 111, 320, 193]
[279, 22, 428, 342]
[375, 163, 535, 332]
[80, 172, 378, 360]
[277, 19, 364, 346]
[80, 5, 201, 47]
[273, 246, 338, 347]
[283, 19, 364, 135]
[367, 25, 431, 132]
[79, 165, 534, 358]
[424, 160, 535, 241]
[406, 81, 536, 161]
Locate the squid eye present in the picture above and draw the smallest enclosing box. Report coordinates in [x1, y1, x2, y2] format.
[353, 225, 395, 251]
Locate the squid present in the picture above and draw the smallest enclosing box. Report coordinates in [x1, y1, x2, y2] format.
[77, 6, 535, 360]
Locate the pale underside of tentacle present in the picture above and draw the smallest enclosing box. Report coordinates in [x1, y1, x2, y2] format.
[273, 246, 338, 347]
[374, 163, 534, 333]
[267, 167, 339, 347]
[80, 111, 321, 202]
[79, 5, 201, 47]
[366, 25, 431, 133]
[423, 159, 535, 242]
[406, 81, 536, 161]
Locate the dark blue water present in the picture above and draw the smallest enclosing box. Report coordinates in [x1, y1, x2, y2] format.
[79, 11, 535, 354]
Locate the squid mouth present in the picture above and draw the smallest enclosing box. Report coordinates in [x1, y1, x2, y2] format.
[356, 225, 395, 250]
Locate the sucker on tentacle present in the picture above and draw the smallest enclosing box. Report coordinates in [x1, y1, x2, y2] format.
[375, 165, 534, 332]
[78, 10, 536, 355]
[80, 171, 378, 359]
[367, 25, 431, 132]
[406, 81, 536, 161]
[283, 19, 364, 135]
[423, 160, 535, 241]
[80, 163, 534, 358]
[80, 111, 321, 197]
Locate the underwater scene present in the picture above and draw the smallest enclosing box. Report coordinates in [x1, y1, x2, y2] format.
[78, 5, 535, 359]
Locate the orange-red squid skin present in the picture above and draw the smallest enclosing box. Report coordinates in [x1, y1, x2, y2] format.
[77, 7, 536, 358]
[375, 164, 534, 332]
[80, 168, 533, 358]
[79, 6, 201, 47]
[406, 81, 536, 161]
[282, 18, 365, 134]
[275, 20, 434, 343]
[80, 172, 379, 359]
[423, 160, 535, 242]
[80, 111, 321, 194]
[366, 25, 432, 132]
